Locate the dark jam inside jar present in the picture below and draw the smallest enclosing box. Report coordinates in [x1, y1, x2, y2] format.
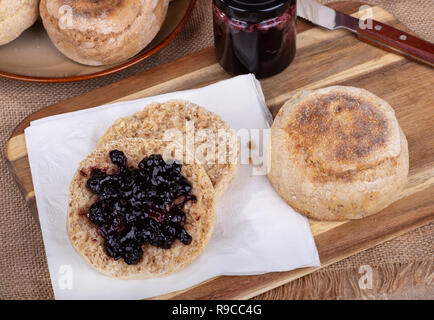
[213, 0, 297, 79]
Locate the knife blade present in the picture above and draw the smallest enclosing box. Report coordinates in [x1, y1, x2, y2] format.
[297, 0, 434, 67]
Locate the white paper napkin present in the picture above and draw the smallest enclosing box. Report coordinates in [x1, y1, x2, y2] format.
[25, 74, 320, 300]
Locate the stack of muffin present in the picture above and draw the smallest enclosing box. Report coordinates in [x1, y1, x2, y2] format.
[0, 0, 170, 65]
[68, 100, 239, 279]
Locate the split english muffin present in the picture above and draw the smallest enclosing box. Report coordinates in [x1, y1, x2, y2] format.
[98, 99, 239, 198]
[68, 138, 215, 279]
[268, 86, 409, 221]
[40, 0, 169, 65]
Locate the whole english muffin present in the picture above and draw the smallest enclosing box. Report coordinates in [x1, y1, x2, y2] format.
[98, 100, 239, 198]
[68, 138, 215, 279]
[0, 0, 40, 45]
[40, 0, 169, 65]
[268, 86, 409, 221]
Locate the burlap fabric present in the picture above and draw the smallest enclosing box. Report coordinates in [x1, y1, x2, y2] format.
[0, 0, 432, 300]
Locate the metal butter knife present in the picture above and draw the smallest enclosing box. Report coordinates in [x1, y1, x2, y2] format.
[297, 0, 434, 67]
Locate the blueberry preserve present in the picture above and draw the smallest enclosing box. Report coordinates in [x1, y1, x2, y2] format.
[213, 0, 297, 79]
[85, 150, 196, 265]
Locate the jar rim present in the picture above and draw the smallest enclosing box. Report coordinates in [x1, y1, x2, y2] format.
[214, 0, 295, 23]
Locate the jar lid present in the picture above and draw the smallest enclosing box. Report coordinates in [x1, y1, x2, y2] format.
[214, 0, 294, 23]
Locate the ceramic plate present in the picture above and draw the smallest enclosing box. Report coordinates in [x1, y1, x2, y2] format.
[0, 0, 196, 82]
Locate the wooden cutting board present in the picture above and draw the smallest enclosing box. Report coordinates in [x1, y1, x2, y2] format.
[6, 2, 434, 299]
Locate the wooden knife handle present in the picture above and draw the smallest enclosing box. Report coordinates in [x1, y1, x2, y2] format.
[357, 20, 434, 67]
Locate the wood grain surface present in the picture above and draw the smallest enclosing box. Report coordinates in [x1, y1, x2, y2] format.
[6, 2, 434, 299]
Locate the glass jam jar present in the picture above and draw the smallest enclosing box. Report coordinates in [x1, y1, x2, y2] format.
[213, 0, 297, 79]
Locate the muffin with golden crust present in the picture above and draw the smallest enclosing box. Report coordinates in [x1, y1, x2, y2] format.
[268, 86, 409, 221]
[68, 138, 215, 279]
[40, 0, 169, 65]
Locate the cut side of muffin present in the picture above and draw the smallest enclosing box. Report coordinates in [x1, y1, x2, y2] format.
[98, 100, 239, 198]
[67, 138, 215, 279]
[268, 86, 409, 221]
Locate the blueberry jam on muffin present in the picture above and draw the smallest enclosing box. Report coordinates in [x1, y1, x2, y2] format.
[86, 150, 196, 265]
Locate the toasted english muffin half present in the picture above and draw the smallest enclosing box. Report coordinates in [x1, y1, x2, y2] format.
[67, 138, 215, 279]
[98, 100, 239, 198]
[268, 86, 409, 221]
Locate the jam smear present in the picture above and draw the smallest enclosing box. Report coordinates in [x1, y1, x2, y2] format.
[79, 169, 88, 177]
[85, 150, 196, 265]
